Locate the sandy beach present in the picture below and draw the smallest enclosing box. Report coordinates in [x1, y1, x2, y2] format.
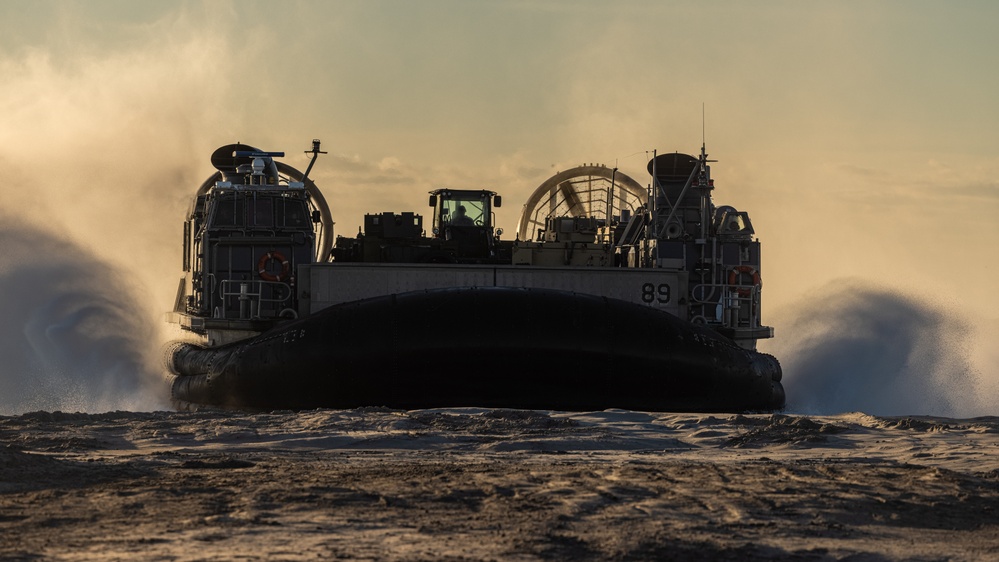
[2, 408, 997, 561]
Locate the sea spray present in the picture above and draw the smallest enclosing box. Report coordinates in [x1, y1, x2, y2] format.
[762, 279, 980, 417]
[0, 217, 167, 414]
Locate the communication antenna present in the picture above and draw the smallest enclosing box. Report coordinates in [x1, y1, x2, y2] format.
[701, 103, 706, 151]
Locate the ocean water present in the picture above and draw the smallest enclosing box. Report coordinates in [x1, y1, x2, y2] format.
[0, 215, 994, 418]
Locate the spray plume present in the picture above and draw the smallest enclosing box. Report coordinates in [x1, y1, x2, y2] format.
[764, 279, 986, 417]
[0, 217, 167, 414]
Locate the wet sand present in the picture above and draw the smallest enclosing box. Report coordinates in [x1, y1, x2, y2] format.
[2, 409, 998, 561]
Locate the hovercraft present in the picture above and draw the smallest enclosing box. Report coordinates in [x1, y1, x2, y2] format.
[166, 141, 784, 412]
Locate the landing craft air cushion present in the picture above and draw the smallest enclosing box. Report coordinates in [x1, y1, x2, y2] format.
[167, 140, 784, 411]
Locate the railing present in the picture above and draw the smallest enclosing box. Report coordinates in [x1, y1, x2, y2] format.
[216, 279, 293, 320]
[689, 282, 762, 330]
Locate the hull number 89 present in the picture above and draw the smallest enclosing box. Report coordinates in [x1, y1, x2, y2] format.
[641, 282, 671, 304]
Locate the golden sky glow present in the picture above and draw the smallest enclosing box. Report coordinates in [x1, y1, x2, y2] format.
[2, 1, 997, 391]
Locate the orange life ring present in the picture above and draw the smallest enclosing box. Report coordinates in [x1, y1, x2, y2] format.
[728, 266, 761, 297]
[258, 251, 290, 282]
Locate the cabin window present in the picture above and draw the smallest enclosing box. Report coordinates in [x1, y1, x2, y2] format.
[249, 197, 274, 227]
[442, 196, 486, 227]
[213, 197, 243, 227]
[278, 200, 309, 228]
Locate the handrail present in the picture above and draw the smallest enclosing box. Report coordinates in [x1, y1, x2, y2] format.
[217, 279, 292, 320]
[689, 282, 762, 329]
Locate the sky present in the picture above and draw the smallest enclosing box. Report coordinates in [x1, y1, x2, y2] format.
[1, 1, 997, 412]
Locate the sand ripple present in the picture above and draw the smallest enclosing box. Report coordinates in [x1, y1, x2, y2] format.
[2, 408, 997, 561]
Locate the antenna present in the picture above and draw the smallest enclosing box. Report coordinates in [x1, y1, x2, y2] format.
[701, 103, 706, 150]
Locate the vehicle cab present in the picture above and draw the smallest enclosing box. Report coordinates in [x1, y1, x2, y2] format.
[430, 189, 499, 231]
[428, 189, 503, 260]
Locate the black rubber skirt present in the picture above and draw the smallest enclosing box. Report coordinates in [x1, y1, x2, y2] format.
[169, 287, 784, 412]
